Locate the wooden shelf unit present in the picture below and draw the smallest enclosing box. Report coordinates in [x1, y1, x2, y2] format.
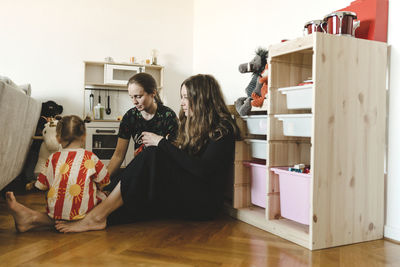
[230, 32, 387, 250]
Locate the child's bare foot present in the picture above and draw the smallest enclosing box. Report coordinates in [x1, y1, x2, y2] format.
[6, 192, 38, 232]
[55, 214, 106, 233]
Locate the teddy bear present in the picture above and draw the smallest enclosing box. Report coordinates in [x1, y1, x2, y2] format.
[21, 101, 63, 190]
[251, 64, 268, 108]
[235, 48, 268, 116]
[33, 117, 61, 176]
[35, 100, 64, 136]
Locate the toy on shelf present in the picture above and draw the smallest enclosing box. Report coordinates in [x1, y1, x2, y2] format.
[289, 163, 310, 174]
[235, 48, 268, 116]
[297, 78, 313, 86]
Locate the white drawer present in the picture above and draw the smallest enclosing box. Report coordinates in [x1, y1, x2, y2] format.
[278, 84, 312, 110]
[275, 114, 312, 137]
[245, 139, 267, 160]
[241, 115, 268, 135]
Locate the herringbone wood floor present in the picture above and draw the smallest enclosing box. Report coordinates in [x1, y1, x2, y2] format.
[1, 191, 400, 267]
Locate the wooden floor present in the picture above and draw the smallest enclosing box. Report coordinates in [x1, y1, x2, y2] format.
[1, 192, 400, 266]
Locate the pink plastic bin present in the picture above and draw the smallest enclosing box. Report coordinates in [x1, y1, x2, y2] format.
[244, 161, 267, 208]
[270, 167, 311, 225]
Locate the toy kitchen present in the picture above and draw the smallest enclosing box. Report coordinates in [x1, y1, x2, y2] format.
[83, 60, 164, 167]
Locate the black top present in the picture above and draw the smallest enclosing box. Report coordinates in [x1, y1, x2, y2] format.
[108, 126, 236, 224]
[118, 104, 178, 151]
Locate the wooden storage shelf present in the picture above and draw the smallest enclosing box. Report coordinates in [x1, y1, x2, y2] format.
[229, 32, 387, 250]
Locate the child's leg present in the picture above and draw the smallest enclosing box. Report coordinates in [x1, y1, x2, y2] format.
[6, 192, 54, 232]
[55, 182, 123, 233]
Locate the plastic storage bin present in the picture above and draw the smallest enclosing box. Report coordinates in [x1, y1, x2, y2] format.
[275, 113, 312, 137]
[244, 161, 267, 208]
[278, 84, 312, 109]
[241, 115, 268, 135]
[245, 139, 267, 160]
[270, 167, 311, 225]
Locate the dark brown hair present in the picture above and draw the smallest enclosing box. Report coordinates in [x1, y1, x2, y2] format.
[175, 74, 239, 155]
[56, 115, 86, 148]
[127, 72, 162, 105]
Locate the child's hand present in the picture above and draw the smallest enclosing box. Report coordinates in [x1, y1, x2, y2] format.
[141, 132, 163, 147]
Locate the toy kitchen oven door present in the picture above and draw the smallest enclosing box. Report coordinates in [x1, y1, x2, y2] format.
[85, 121, 134, 168]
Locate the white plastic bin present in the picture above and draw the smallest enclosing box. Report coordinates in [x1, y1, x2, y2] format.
[278, 84, 313, 109]
[275, 114, 312, 137]
[245, 139, 267, 160]
[241, 115, 268, 135]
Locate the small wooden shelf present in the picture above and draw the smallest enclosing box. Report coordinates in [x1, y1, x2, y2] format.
[229, 32, 387, 250]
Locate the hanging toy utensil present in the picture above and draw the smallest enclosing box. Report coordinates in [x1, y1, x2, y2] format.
[106, 90, 111, 115]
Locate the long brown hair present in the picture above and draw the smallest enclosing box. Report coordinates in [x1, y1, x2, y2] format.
[127, 72, 162, 105]
[175, 74, 239, 155]
[56, 115, 86, 148]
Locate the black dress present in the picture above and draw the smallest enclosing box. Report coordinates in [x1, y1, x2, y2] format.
[107, 131, 235, 224]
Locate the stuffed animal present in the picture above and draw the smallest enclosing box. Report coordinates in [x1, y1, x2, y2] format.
[235, 48, 268, 116]
[35, 101, 64, 136]
[251, 64, 268, 108]
[22, 101, 63, 190]
[33, 117, 61, 176]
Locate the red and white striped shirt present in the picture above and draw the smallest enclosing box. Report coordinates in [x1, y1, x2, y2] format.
[35, 148, 110, 220]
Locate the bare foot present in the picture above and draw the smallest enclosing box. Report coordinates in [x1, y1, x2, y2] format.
[55, 214, 106, 233]
[6, 192, 39, 232]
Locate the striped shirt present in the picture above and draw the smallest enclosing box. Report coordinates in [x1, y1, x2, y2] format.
[35, 148, 110, 220]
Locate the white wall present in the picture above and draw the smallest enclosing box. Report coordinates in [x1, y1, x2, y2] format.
[385, 0, 400, 242]
[0, 0, 194, 114]
[193, 0, 350, 104]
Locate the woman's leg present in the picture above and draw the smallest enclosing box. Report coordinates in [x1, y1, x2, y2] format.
[6, 192, 54, 232]
[55, 182, 123, 233]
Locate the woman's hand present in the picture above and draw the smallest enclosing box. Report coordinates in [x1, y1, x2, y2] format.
[141, 132, 163, 147]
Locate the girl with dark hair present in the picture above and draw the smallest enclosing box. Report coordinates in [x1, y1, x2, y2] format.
[107, 72, 178, 177]
[6, 115, 110, 232]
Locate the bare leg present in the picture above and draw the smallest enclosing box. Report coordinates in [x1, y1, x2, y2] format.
[55, 182, 124, 233]
[6, 192, 54, 232]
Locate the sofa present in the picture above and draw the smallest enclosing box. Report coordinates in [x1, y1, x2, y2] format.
[0, 79, 41, 190]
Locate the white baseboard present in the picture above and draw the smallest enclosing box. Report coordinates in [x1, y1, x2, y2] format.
[384, 224, 400, 242]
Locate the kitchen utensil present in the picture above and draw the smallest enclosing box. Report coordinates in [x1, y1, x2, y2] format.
[106, 90, 111, 115]
[323, 11, 359, 36]
[89, 90, 94, 111]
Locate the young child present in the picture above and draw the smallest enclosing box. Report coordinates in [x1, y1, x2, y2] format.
[35, 115, 110, 220]
[6, 115, 110, 231]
